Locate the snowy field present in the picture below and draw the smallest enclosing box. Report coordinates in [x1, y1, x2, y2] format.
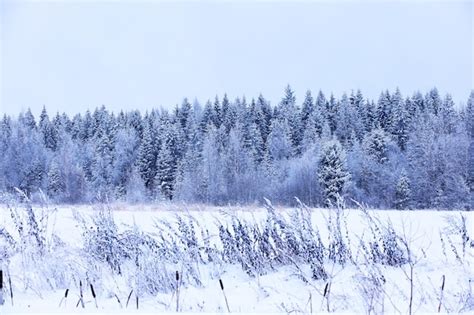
[0, 202, 473, 313]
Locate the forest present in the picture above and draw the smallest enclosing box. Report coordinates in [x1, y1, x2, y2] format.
[1, 86, 473, 209]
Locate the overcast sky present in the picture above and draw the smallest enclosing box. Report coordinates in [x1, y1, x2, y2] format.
[0, 0, 472, 117]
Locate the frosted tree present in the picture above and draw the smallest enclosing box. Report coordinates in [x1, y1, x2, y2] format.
[111, 128, 139, 198]
[20, 108, 37, 130]
[301, 90, 315, 127]
[136, 120, 157, 191]
[200, 100, 214, 133]
[465, 91, 474, 209]
[317, 140, 351, 206]
[365, 99, 377, 132]
[411, 91, 425, 115]
[222, 128, 258, 203]
[395, 171, 411, 209]
[47, 158, 65, 200]
[268, 119, 292, 161]
[255, 94, 272, 145]
[178, 98, 192, 140]
[245, 122, 265, 164]
[212, 96, 222, 129]
[278, 84, 296, 120]
[91, 131, 114, 200]
[155, 121, 182, 200]
[336, 93, 358, 145]
[200, 127, 227, 204]
[391, 88, 410, 150]
[406, 117, 437, 208]
[377, 90, 393, 132]
[351, 89, 367, 138]
[326, 94, 339, 134]
[362, 128, 392, 164]
[425, 87, 442, 116]
[440, 94, 457, 134]
[155, 142, 176, 200]
[222, 94, 237, 133]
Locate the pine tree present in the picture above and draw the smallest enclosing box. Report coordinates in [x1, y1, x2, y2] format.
[326, 94, 338, 134]
[466, 91, 474, 209]
[395, 171, 411, 209]
[222, 95, 237, 133]
[440, 94, 457, 134]
[301, 90, 315, 127]
[362, 128, 392, 164]
[39, 108, 59, 151]
[268, 119, 292, 161]
[391, 88, 410, 150]
[21, 108, 37, 130]
[302, 101, 326, 148]
[178, 98, 192, 139]
[336, 93, 357, 145]
[137, 120, 156, 191]
[377, 90, 393, 132]
[411, 91, 425, 114]
[200, 100, 214, 133]
[318, 140, 351, 206]
[155, 141, 177, 200]
[0, 114, 12, 151]
[425, 87, 442, 116]
[278, 85, 296, 120]
[255, 94, 272, 145]
[351, 90, 367, 138]
[47, 159, 65, 199]
[111, 128, 139, 198]
[212, 96, 222, 129]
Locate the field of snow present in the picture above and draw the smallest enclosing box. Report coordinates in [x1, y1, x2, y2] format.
[0, 202, 473, 313]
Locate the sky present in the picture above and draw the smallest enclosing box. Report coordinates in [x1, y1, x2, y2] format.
[0, 0, 472, 117]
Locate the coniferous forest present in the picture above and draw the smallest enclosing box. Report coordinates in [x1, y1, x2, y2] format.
[1, 86, 473, 209]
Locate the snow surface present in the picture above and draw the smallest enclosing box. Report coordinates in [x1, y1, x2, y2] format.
[0, 203, 473, 314]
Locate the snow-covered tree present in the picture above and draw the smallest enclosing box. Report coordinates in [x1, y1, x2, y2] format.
[395, 171, 411, 209]
[318, 140, 351, 206]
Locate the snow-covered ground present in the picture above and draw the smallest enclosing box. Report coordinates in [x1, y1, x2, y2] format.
[0, 203, 473, 313]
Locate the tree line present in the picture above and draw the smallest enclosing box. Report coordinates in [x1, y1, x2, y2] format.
[0, 86, 473, 209]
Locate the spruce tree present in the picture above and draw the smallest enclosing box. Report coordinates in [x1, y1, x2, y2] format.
[47, 159, 65, 200]
[466, 91, 474, 209]
[136, 121, 156, 191]
[395, 171, 411, 209]
[155, 141, 177, 200]
[317, 140, 350, 206]
[301, 90, 315, 127]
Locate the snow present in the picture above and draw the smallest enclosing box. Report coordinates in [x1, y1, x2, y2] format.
[0, 203, 473, 313]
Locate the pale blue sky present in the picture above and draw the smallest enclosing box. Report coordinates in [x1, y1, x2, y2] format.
[0, 0, 472, 116]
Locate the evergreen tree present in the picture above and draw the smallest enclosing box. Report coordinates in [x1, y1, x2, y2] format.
[391, 88, 410, 150]
[326, 94, 338, 134]
[335, 93, 357, 145]
[20, 108, 37, 130]
[362, 128, 392, 164]
[200, 100, 214, 133]
[425, 87, 442, 116]
[377, 90, 393, 131]
[301, 90, 315, 127]
[268, 119, 292, 161]
[466, 91, 474, 209]
[136, 120, 156, 191]
[318, 140, 351, 206]
[440, 94, 457, 134]
[212, 96, 222, 129]
[155, 141, 177, 200]
[47, 158, 65, 199]
[395, 171, 411, 209]
[278, 85, 296, 120]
